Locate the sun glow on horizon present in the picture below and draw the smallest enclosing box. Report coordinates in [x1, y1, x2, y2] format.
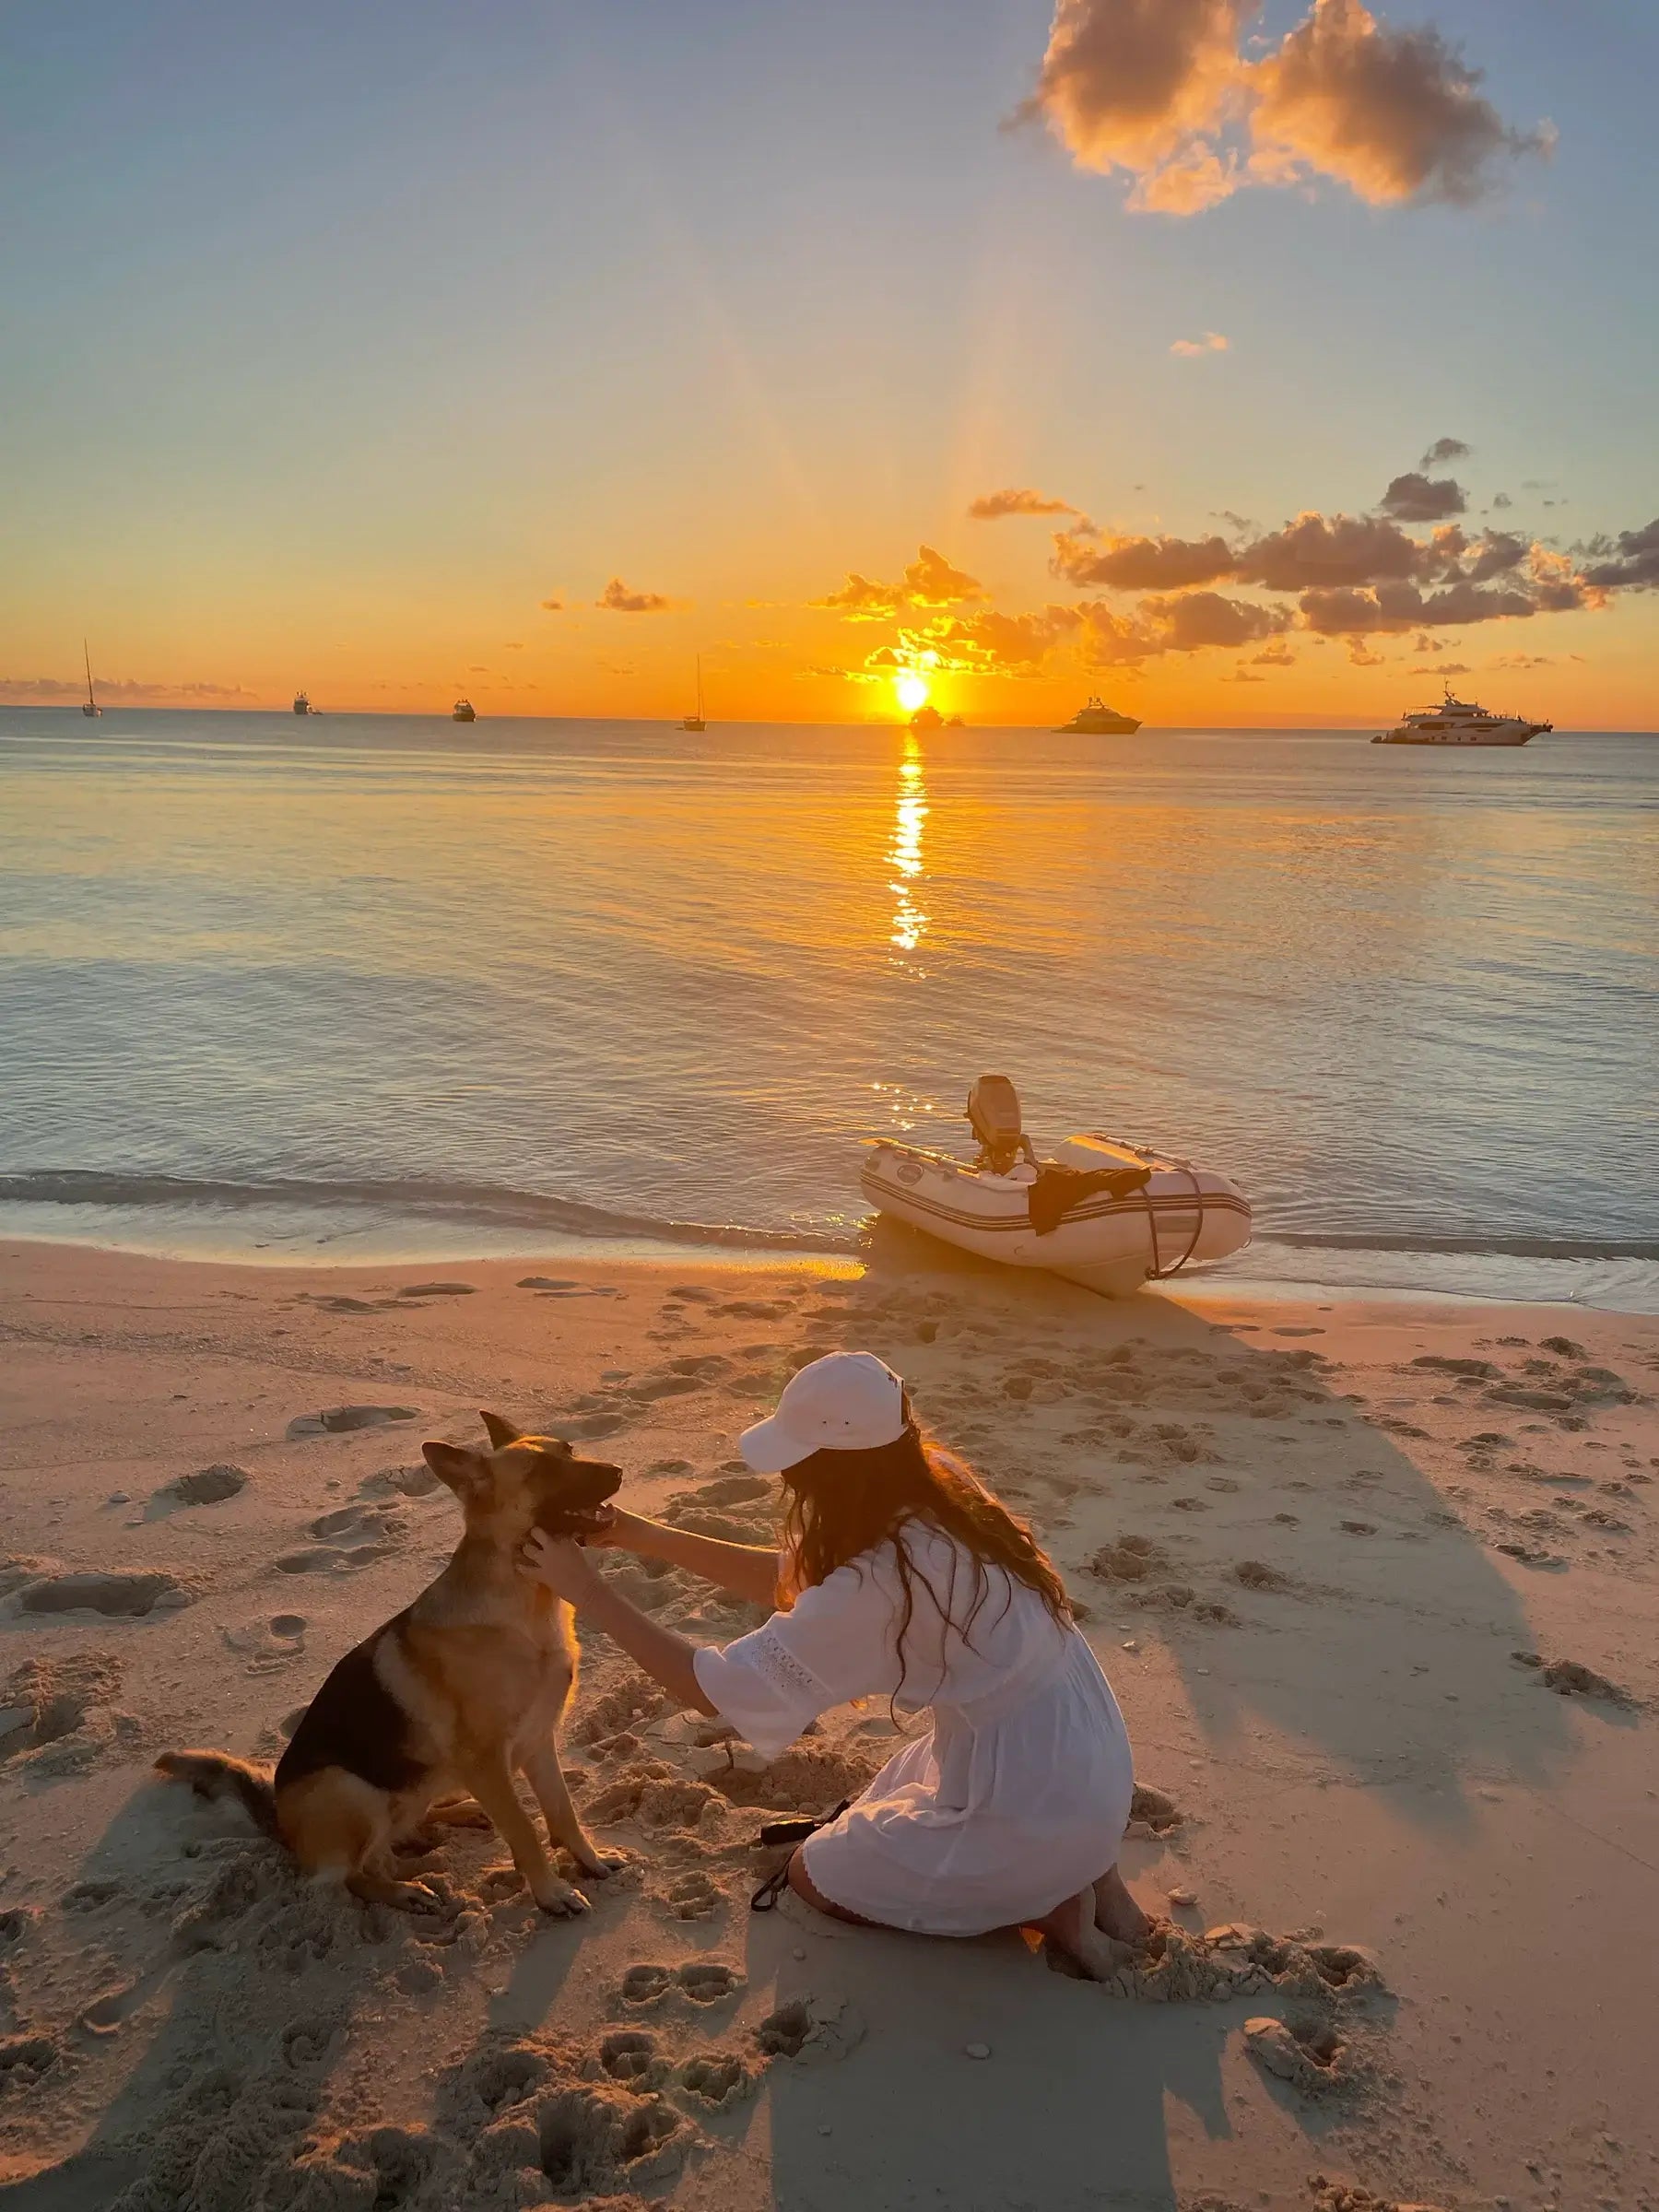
[893, 670, 930, 715]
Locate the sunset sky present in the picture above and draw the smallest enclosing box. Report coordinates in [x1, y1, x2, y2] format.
[4, 1, 1656, 727]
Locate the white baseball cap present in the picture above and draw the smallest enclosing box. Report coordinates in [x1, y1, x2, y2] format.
[738, 1351, 909, 1474]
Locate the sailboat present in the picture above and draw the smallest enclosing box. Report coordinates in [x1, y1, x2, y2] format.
[678, 655, 706, 732]
[81, 639, 101, 718]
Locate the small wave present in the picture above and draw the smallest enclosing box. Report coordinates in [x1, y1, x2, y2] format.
[1268, 1229, 1659, 1263]
[0, 1170, 857, 1256]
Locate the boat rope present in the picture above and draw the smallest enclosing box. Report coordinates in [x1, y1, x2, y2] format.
[1145, 1163, 1206, 1281]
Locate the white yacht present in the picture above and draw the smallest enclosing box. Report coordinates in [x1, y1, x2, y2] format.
[1372, 688, 1550, 746]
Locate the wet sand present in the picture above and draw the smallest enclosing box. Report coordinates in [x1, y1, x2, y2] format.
[1, 1241, 1655, 2212]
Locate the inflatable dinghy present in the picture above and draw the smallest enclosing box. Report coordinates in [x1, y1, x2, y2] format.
[861, 1075, 1252, 1298]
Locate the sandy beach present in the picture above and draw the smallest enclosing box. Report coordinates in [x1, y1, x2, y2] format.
[1, 1238, 1655, 2212]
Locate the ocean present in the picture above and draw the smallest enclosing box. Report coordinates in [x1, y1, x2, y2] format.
[2, 710, 1654, 1309]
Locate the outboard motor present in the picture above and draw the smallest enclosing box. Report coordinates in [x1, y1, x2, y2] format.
[967, 1074, 1035, 1175]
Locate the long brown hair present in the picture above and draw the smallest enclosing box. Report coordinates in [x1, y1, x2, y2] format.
[777, 1414, 1070, 1697]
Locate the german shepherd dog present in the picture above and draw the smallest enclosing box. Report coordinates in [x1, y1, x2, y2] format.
[158, 1412, 623, 1915]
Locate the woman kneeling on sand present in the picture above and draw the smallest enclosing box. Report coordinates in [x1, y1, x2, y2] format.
[519, 1350, 1148, 1976]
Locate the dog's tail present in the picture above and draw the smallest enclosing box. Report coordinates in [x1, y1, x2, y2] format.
[155, 1749, 280, 1840]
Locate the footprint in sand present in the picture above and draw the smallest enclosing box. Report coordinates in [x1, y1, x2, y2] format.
[1126, 1783, 1186, 1838]
[677, 2051, 757, 2107]
[657, 1871, 723, 1922]
[286, 1405, 419, 1440]
[596, 2029, 665, 2085]
[9, 1570, 193, 1619]
[1243, 2014, 1356, 2095]
[755, 1995, 866, 2064]
[0, 2034, 60, 2088]
[1512, 1652, 1633, 1704]
[275, 1511, 402, 1575]
[156, 1464, 248, 1510]
[397, 1282, 477, 1298]
[223, 1614, 308, 1668]
[619, 1960, 744, 2009]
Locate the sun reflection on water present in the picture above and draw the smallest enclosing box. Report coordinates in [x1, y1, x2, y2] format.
[888, 735, 928, 954]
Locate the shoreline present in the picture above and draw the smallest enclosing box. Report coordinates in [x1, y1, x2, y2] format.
[2, 1238, 1656, 2206]
[3, 1220, 1655, 1316]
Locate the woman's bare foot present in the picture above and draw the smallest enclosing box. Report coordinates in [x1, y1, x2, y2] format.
[1092, 1865, 1151, 1945]
[1030, 1888, 1124, 1981]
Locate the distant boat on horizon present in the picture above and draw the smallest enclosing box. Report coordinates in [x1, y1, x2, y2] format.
[909, 702, 943, 731]
[944, 712, 963, 728]
[453, 698, 477, 723]
[1371, 688, 1549, 747]
[81, 639, 100, 718]
[1055, 697, 1139, 735]
[292, 690, 314, 716]
[679, 655, 706, 732]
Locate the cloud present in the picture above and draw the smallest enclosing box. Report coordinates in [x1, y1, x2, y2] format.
[596, 577, 677, 614]
[1053, 526, 1238, 591]
[539, 594, 565, 613]
[1410, 660, 1470, 673]
[1138, 590, 1291, 652]
[920, 606, 1084, 674]
[1237, 511, 1425, 590]
[1581, 518, 1659, 591]
[1225, 667, 1266, 682]
[1299, 549, 1601, 635]
[0, 675, 256, 706]
[811, 571, 900, 620]
[1419, 437, 1470, 469]
[902, 546, 984, 606]
[1490, 492, 1512, 510]
[1380, 471, 1466, 522]
[1252, 640, 1296, 665]
[813, 546, 982, 621]
[1171, 331, 1229, 357]
[1015, 0, 1551, 213]
[1347, 642, 1386, 665]
[967, 487, 1077, 521]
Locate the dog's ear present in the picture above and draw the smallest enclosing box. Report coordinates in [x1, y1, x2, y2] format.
[479, 1410, 525, 1451]
[423, 1440, 489, 1498]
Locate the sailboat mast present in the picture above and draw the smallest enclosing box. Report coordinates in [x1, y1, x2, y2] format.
[696, 654, 702, 721]
[83, 637, 95, 709]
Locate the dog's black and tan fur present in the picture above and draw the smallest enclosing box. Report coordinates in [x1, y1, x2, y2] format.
[158, 1413, 622, 1914]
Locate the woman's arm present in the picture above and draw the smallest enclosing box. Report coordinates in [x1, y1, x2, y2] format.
[599, 1509, 778, 1606]
[522, 1533, 717, 1715]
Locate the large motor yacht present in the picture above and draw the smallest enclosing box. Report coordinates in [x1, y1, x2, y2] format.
[1372, 689, 1549, 746]
[1055, 697, 1141, 735]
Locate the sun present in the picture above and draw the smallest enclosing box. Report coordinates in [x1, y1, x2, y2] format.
[894, 670, 929, 714]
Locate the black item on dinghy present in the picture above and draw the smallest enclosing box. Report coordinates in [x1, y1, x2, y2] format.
[1028, 1161, 1151, 1236]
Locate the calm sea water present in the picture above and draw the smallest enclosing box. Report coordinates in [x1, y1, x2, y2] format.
[2, 711, 1655, 1307]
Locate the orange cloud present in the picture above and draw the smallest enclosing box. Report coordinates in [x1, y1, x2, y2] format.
[811, 571, 900, 620]
[539, 594, 566, 612]
[1014, 0, 1551, 214]
[596, 577, 677, 614]
[1171, 331, 1229, 357]
[967, 487, 1077, 521]
[902, 546, 983, 607]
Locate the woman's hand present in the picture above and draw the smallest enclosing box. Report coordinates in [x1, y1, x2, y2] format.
[519, 1528, 603, 1604]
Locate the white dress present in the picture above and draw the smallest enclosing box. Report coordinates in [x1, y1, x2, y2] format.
[692, 1523, 1135, 1936]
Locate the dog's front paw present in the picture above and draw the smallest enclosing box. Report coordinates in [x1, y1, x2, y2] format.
[532, 1877, 590, 1916]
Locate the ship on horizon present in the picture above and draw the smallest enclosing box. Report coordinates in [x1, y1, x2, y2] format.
[1371, 688, 1549, 747]
[81, 639, 100, 718]
[292, 690, 314, 716]
[1055, 696, 1140, 735]
[678, 654, 707, 732]
[453, 698, 477, 723]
